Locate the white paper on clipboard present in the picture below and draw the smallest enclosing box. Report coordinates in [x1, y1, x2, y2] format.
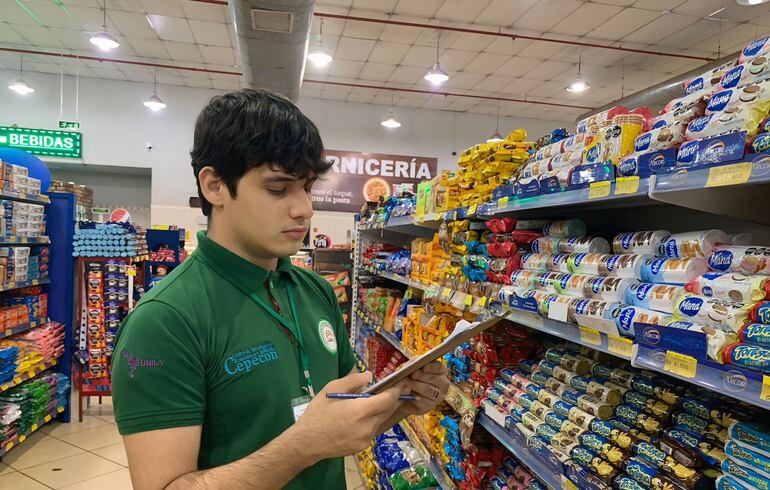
[363, 316, 502, 395]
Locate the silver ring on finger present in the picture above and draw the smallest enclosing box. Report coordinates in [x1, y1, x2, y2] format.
[432, 385, 440, 399]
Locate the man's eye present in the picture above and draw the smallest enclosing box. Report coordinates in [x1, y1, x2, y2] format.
[268, 188, 287, 196]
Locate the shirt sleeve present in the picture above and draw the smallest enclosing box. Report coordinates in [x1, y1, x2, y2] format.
[325, 281, 355, 375]
[111, 300, 206, 435]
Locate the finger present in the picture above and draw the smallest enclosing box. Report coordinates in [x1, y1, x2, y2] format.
[409, 380, 441, 400]
[322, 371, 372, 394]
[420, 361, 448, 376]
[410, 369, 448, 384]
[355, 386, 404, 416]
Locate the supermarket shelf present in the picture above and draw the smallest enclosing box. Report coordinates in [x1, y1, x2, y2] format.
[400, 421, 456, 490]
[0, 236, 50, 246]
[650, 159, 770, 225]
[479, 178, 652, 219]
[0, 190, 50, 205]
[633, 344, 770, 411]
[477, 413, 559, 490]
[0, 277, 50, 293]
[0, 404, 66, 458]
[505, 309, 632, 361]
[0, 318, 48, 340]
[0, 357, 59, 394]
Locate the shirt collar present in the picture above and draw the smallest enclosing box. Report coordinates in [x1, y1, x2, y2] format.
[195, 231, 296, 292]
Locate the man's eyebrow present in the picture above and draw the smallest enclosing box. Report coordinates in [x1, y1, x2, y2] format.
[264, 174, 300, 183]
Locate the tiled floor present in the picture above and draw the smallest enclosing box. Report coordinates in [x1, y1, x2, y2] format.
[0, 396, 365, 489]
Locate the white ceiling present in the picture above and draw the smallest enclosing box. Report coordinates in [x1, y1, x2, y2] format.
[0, 0, 769, 122]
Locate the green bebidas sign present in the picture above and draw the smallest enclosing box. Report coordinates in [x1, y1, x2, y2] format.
[0, 126, 82, 158]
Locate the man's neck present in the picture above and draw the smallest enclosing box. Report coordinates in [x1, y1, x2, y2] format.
[207, 226, 279, 271]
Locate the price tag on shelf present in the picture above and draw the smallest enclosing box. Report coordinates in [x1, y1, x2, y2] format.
[588, 181, 611, 199]
[761, 376, 770, 402]
[561, 478, 579, 490]
[19, 435, 26, 443]
[464, 295, 473, 307]
[441, 288, 451, 300]
[664, 351, 697, 378]
[6, 442, 12, 450]
[579, 327, 601, 346]
[4, 328, 11, 336]
[467, 204, 477, 216]
[26, 370, 34, 377]
[478, 296, 488, 308]
[497, 196, 509, 210]
[615, 176, 640, 195]
[607, 335, 633, 358]
[705, 162, 752, 188]
[13, 377, 21, 384]
[44, 414, 51, 422]
[30, 424, 37, 432]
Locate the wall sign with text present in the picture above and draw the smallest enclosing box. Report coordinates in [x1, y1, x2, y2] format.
[0, 126, 82, 159]
[312, 150, 437, 212]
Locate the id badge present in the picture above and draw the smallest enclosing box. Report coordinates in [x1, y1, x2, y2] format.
[291, 395, 311, 422]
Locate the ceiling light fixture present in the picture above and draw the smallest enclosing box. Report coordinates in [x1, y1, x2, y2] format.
[566, 50, 590, 93]
[307, 18, 333, 68]
[8, 56, 34, 95]
[143, 71, 166, 111]
[487, 103, 504, 142]
[90, 1, 119, 51]
[737, 0, 769, 5]
[424, 31, 449, 86]
[381, 93, 401, 128]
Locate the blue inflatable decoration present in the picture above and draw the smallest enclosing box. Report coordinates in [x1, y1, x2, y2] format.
[0, 148, 51, 192]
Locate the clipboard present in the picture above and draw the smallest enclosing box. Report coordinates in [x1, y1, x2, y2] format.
[363, 316, 504, 395]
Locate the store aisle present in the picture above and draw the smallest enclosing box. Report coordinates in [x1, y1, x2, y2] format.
[0, 397, 365, 489]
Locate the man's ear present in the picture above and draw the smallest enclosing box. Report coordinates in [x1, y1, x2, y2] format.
[198, 167, 226, 209]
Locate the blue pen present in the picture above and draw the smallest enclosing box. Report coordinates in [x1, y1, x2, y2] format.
[326, 393, 416, 401]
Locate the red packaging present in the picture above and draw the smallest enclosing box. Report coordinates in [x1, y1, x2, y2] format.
[487, 218, 517, 234]
[509, 230, 542, 245]
[488, 241, 517, 258]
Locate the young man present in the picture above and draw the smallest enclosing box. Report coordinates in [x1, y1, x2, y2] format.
[111, 89, 450, 490]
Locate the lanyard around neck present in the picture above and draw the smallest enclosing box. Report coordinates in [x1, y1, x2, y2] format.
[249, 284, 315, 397]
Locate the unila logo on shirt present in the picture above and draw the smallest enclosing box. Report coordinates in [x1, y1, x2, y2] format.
[121, 349, 163, 378]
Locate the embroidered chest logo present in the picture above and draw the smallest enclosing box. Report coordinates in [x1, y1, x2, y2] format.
[223, 342, 279, 375]
[318, 320, 337, 354]
[121, 349, 163, 378]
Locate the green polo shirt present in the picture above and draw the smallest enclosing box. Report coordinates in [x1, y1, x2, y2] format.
[112, 231, 355, 489]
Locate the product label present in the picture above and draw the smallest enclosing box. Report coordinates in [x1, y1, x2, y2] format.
[618, 307, 635, 333]
[685, 77, 705, 95]
[620, 233, 633, 250]
[752, 133, 770, 154]
[664, 238, 680, 258]
[649, 153, 668, 172]
[677, 297, 704, 316]
[618, 157, 638, 176]
[635, 133, 652, 152]
[606, 255, 621, 272]
[677, 140, 699, 164]
[709, 249, 734, 271]
[635, 283, 653, 301]
[721, 65, 745, 89]
[707, 90, 733, 112]
[743, 36, 769, 58]
[688, 114, 713, 133]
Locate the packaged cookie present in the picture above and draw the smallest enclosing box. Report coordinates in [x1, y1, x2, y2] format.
[558, 236, 610, 254]
[531, 236, 561, 254]
[740, 35, 770, 64]
[613, 230, 671, 255]
[728, 423, 770, 454]
[547, 254, 571, 273]
[664, 428, 727, 467]
[625, 282, 684, 314]
[716, 474, 755, 490]
[544, 348, 591, 375]
[721, 458, 770, 490]
[612, 304, 674, 338]
[578, 432, 628, 469]
[642, 257, 709, 285]
[663, 230, 729, 259]
[725, 440, 770, 476]
[552, 400, 595, 431]
[720, 56, 770, 91]
[532, 272, 566, 293]
[569, 298, 619, 324]
[568, 253, 612, 275]
[634, 120, 687, 152]
[510, 270, 540, 289]
[686, 108, 767, 139]
[616, 404, 664, 436]
[520, 253, 550, 272]
[569, 446, 620, 484]
[686, 272, 767, 303]
[604, 254, 649, 280]
[751, 301, 770, 324]
[722, 342, 770, 373]
[623, 457, 685, 490]
[622, 390, 672, 419]
[738, 323, 770, 345]
[585, 276, 637, 302]
[543, 220, 586, 238]
[706, 82, 770, 116]
[631, 375, 683, 406]
[708, 246, 770, 275]
[554, 273, 593, 297]
[589, 419, 635, 450]
[673, 294, 751, 332]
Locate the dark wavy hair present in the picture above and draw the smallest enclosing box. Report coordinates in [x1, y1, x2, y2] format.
[190, 88, 330, 216]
